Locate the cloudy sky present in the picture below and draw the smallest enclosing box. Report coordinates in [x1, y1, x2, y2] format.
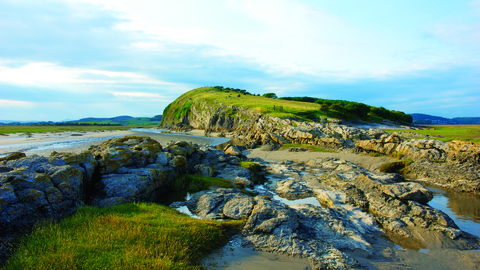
[1, 0, 479, 121]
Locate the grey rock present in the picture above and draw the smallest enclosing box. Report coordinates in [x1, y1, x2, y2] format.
[223, 195, 254, 220]
[275, 179, 314, 200]
[194, 164, 214, 177]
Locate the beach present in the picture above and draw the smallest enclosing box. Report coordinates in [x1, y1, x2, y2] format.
[0, 129, 229, 158]
[0, 129, 397, 171]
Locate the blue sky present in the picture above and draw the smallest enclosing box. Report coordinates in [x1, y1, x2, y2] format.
[1, 0, 479, 121]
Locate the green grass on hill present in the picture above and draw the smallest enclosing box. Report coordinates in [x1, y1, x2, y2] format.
[3, 203, 241, 270]
[161, 87, 326, 123]
[161, 87, 413, 125]
[385, 125, 480, 143]
[0, 125, 129, 134]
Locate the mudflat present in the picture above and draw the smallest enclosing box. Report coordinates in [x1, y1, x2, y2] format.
[0, 129, 228, 157]
[245, 148, 397, 171]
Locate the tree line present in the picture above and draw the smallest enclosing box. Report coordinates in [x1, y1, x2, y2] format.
[279, 96, 413, 124]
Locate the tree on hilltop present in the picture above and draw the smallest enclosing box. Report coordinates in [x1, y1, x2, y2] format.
[262, 93, 278, 99]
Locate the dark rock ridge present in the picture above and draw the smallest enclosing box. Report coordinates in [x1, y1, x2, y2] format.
[161, 100, 480, 193]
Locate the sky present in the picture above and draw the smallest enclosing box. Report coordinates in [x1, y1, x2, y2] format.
[1, 0, 479, 121]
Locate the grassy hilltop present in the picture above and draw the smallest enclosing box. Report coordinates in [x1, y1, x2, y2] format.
[160, 86, 412, 126]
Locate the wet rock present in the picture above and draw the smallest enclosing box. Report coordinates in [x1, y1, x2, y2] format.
[224, 144, 243, 157]
[216, 164, 254, 187]
[0, 152, 26, 162]
[189, 188, 252, 220]
[380, 182, 433, 204]
[242, 196, 363, 269]
[194, 164, 214, 177]
[275, 179, 314, 200]
[223, 195, 254, 220]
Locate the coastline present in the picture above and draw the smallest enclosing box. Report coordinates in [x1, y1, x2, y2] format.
[0, 129, 229, 157]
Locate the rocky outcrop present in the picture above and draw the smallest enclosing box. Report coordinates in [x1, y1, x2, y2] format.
[162, 95, 479, 193]
[355, 134, 480, 193]
[0, 136, 254, 266]
[173, 155, 480, 268]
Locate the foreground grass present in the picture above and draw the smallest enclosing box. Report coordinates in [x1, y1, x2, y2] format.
[280, 143, 336, 152]
[0, 125, 130, 134]
[4, 203, 241, 270]
[385, 125, 480, 143]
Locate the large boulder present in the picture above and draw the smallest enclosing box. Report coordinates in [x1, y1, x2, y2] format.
[90, 136, 162, 174]
[0, 155, 85, 234]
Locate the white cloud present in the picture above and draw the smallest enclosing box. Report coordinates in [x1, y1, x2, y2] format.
[0, 99, 35, 108]
[109, 91, 168, 101]
[0, 62, 175, 88]
[66, 0, 474, 81]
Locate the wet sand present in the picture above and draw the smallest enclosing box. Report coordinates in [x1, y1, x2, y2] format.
[245, 148, 396, 171]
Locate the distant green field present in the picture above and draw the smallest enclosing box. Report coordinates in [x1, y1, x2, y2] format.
[79, 118, 161, 126]
[385, 125, 480, 143]
[0, 125, 129, 134]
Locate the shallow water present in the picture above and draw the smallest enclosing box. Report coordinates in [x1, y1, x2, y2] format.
[426, 184, 480, 238]
[0, 135, 124, 157]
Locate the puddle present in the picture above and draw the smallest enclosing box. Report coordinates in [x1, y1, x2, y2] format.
[203, 236, 313, 270]
[425, 184, 480, 238]
[272, 194, 321, 207]
[175, 206, 200, 219]
[254, 175, 321, 207]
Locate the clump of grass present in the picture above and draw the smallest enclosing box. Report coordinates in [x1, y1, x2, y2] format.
[379, 159, 414, 176]
[172, 174, 235, 193]
[280, 143, 336, 153]
[240, 161, 262, 173]
[240, 161, 267, 185]
[389, 151, 405, 159]
[4, 202, 242, 270]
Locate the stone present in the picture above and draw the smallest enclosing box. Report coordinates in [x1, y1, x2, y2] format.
[194, 164, 214, 177]
[223, 195, 254, 220]
[0, 152, 26, 162]
[275, 179, 314, 200]
[223, 145, 243, 157]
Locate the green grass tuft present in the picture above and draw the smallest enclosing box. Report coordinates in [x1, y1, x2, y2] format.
[3, 202, 242, 270]
[280, 143, 336, 153]
[379, 159, 414, 176]
[239, 161, 262, 173]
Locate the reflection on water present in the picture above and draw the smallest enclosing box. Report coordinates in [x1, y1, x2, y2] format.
[383, 232, 427, 251]
[425, 183, 480, 238]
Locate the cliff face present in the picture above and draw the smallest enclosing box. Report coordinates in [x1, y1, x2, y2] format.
[161, 99, 281, 131]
